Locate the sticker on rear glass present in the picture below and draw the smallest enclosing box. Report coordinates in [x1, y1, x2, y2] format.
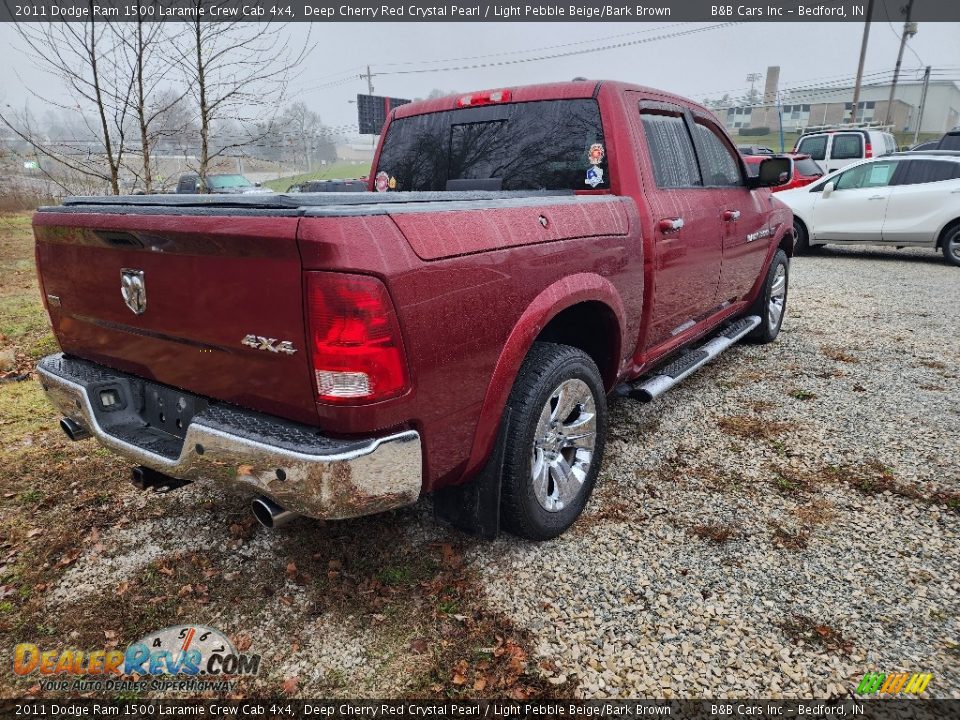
[585, 166, 604, 188]
[375, 171, 389, 193]
[388, 176, 397, 190]
[588, 143, 605, 165]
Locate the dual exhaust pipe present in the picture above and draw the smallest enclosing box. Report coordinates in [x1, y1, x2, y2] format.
[60, 415, 298, 531]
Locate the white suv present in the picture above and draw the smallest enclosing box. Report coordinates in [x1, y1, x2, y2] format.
[776, 152, 960, 266]
[795, 129, 898, 174]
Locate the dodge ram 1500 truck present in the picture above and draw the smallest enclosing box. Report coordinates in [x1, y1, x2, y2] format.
[33, 81, 794, 540]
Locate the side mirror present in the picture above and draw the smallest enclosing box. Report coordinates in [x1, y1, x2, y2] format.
[822, 181, 835, 199]
[747, 157, 791, 188]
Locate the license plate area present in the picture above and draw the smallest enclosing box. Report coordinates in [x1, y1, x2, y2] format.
[143, 384, 209, 440]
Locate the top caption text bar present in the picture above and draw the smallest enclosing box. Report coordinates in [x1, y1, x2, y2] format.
[3, 0, 960, 23]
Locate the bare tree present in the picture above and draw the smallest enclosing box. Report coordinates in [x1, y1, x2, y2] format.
[174, 4, 311, 186]
[112, 15, 189, 193]
[0, 9, 133, 194]
[1, 8, 135, 194]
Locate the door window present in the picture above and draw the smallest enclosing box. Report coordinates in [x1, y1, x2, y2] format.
[834, 160, 900, 190]
[895, 159, 960, 184]
[831, 134, 863, 160]
[693, 122, 742, 186]
[796, 135, 827, 161]
[639, 112, 702, 188]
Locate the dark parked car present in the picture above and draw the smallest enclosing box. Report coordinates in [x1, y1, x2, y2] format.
[175, 173, 272, 194]
[738, 144, 774, 156]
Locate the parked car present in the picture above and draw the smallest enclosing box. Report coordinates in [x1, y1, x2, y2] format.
[777, 151, 960, 265]
[738, 144, 774, 156]
[908, 140, 941, 152]
[33, 80, 793, 540]
[743, 153, 823, 192]
[794, 128, 898, 174]
[934, 127, 960, 151]
[286, 179, 367, 193]
[175, 173, 273, 194]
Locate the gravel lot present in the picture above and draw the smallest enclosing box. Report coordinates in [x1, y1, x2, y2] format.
[3, 238, 958, 699]
[477, 245, 960, 698]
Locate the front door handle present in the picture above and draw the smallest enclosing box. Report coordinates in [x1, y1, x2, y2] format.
[723, 210, 741, 222]
[868, 195, 886, 200]
[658, 218, 684, 233]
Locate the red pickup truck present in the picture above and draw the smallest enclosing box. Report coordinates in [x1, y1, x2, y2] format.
[33, 81, 794, 540]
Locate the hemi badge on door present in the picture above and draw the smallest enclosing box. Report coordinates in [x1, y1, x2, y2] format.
[746, 228, 772, 243]
[241, 334, 297, 355]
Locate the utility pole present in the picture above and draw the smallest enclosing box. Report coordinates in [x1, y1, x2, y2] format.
[913, 65, 931, 144]
[360, 65, 375, 94]
[884, 0, 917, 126]
[850, 0, 875, 124]
[745, 72, 762, 104]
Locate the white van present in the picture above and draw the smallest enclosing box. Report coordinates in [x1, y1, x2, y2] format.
[794, 129, 898, 174]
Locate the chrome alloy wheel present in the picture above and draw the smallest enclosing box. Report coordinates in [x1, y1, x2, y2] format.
[530, 378, 597, 513]
[768, 263, 787, 330]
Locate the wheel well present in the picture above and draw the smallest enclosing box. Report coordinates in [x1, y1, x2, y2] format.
[780, 227, 796, 257]
[936, 218, 960, 250]
[535, 301, 621, 391]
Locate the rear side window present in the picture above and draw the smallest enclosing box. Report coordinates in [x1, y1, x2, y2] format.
[640, 113, 702, 188]
[794, 158, 823, 176]
[693, 122, 742, 186]
[796, 135, 827, 161]
[896, 159, 960, 185]
[375, 99, 608, 191]
[832, 134, 863, 160]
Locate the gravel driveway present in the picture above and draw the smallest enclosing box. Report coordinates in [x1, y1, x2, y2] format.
[477, 245, 960, 698]
[6, 243, 957, 700]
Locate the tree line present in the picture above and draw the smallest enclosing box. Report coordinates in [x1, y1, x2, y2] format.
[0, 5, 332, 195]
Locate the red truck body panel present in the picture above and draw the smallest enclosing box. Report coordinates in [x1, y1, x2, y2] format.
[33, 80, 792, 498]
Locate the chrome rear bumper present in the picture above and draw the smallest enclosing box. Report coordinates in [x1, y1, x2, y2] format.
[37, 354, 422, 520]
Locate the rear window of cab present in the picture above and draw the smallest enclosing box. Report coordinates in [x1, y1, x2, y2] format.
[375, 99, 609, 192]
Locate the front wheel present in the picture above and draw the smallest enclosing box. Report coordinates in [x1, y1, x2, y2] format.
[942, 223, 960, 267]
[746, 249, 789, 344]
[500, 342, 607, 540]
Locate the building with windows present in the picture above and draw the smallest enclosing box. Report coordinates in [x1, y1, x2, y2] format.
[718, 67, 960, 137]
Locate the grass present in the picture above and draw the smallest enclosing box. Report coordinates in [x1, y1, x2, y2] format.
[262, 161, 373, 192]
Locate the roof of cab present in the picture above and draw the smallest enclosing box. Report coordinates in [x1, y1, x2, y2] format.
[391, 80, 715, 121]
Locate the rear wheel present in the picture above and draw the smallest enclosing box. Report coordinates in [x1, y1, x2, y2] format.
[942, 223, 960, 267]
[793, 219, 810, 254]
[746, 249, 789, 344]
[500, 342, 607, 540]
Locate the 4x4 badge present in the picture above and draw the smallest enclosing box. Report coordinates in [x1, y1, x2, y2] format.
[120, 269, 146, 315]
[241, 335, 297, 355]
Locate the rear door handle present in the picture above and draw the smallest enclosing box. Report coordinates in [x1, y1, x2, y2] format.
[658, 218, 684, 232]
[723, 210, 741, 222]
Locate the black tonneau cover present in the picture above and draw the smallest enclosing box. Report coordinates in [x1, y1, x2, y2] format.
[39, 190, 601, 218]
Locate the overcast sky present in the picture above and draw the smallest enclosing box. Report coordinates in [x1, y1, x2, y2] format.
[1, 20, 957, 133]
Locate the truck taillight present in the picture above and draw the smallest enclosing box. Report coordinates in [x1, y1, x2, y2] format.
[457, 89, 512, 108]
[305, 272, 409, 404]
[865, 142, 873, 158]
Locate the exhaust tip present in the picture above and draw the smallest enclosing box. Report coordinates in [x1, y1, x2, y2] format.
[251, 496, 297, 530]
[60, 417, 90, 441]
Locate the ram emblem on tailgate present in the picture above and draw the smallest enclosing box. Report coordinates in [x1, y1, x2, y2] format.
[120, 269, 146, 315]
[241, 335, 298, 355]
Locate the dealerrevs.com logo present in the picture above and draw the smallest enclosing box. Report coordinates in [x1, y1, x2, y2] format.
[13, 625, 260, 693]
[856, 672, 933, 696]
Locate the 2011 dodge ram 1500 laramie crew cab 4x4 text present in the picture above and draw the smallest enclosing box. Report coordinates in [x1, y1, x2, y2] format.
[33, 81, 794, 540]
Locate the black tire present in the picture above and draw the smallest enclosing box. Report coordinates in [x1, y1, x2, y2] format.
[941, 222, 960, 267]
[793, 219, 810, 255]
[500, 342, 607, 540]
[746, 249, 789, 344]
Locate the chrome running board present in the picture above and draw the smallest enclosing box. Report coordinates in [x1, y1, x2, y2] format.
[620, 315, 762, 402]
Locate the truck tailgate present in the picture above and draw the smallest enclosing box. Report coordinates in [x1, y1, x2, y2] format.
[33, 210, 319, 425]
